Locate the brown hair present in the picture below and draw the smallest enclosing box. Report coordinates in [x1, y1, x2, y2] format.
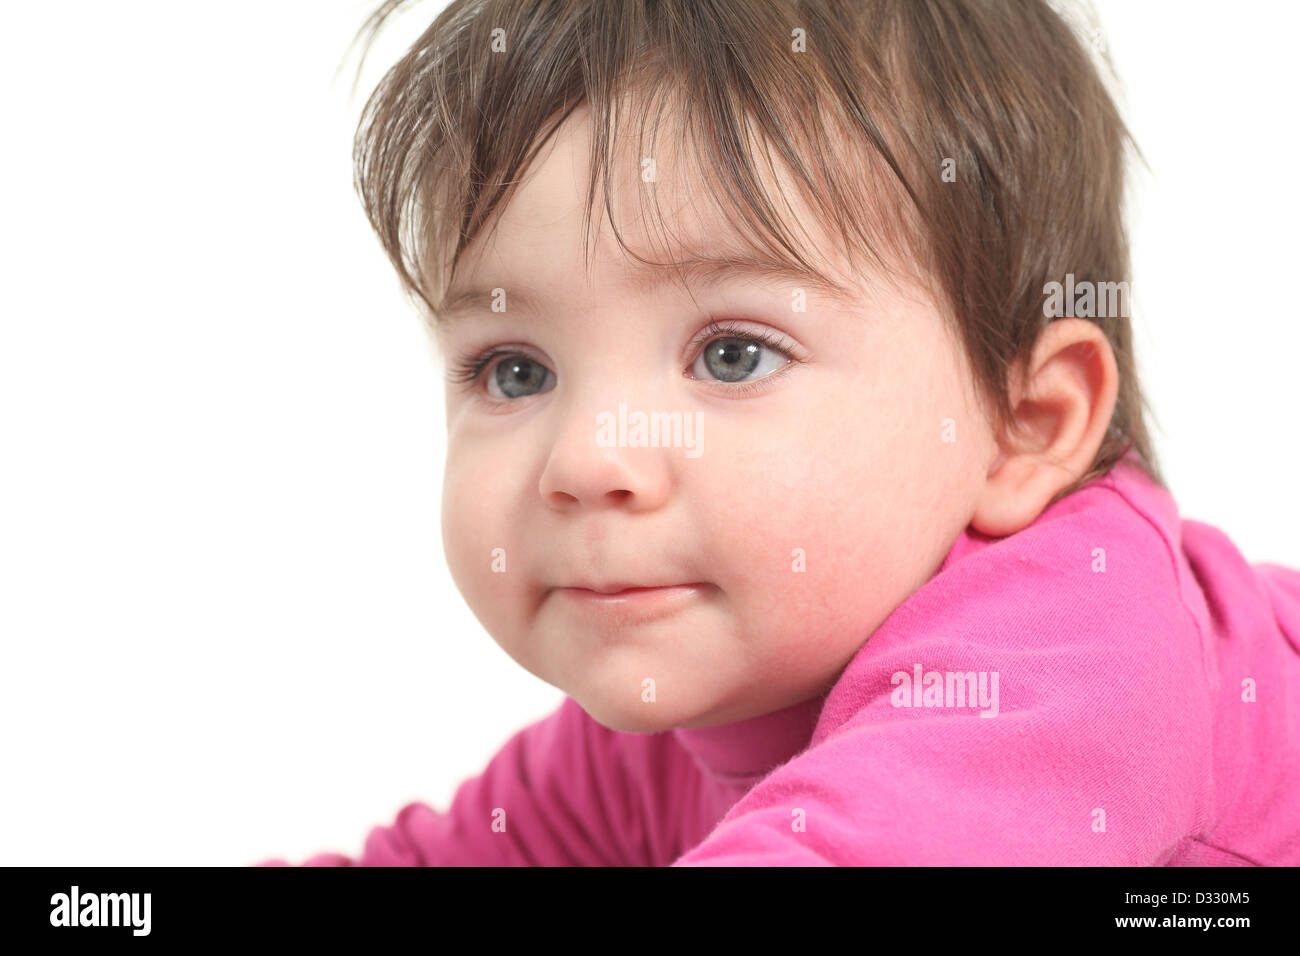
[345, 0, 1164, 496]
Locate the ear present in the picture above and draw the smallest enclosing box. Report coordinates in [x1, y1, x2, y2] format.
[971, 318, 1119, 537]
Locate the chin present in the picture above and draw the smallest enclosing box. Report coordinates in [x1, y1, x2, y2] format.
[575, 693, 698, 735]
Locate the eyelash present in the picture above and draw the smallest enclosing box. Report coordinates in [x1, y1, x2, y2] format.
[446, 318, 797, 397]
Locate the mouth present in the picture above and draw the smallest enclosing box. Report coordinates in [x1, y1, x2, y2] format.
[552, 583, 710, 620]
[565, 582, 705, 595]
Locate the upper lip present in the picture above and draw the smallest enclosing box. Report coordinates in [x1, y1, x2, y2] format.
[561, 582, 699, 595]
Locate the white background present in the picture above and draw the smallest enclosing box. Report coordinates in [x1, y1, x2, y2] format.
[1, 1, 1296, 865]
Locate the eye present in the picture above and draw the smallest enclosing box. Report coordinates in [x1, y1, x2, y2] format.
[688, 324, 793, 384]
[484, 352, 555, 400]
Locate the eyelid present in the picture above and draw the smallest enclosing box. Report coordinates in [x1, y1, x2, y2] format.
[446, 343, 550, 393]
[692, 358, 800, 399]
[684, 317, 801, 370]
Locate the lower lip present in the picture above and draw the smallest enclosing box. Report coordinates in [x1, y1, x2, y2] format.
[554, 584, 707, 620]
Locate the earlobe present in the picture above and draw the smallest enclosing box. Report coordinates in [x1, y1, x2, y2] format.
[970, 319, 1119, 538]
[972, 451, 1073, 537]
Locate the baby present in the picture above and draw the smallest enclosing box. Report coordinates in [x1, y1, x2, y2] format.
[261, 0, 1300, 865]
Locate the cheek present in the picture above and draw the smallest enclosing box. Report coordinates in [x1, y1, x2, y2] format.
[440, 463, 485, 608]
[689, 401, 891, 631]
[439, 443, 526, 637]
[693, 372, 976, 649]
[845, 320, 989, 558]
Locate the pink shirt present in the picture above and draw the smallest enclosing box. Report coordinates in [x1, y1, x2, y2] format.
[258, 455, 1300, 865]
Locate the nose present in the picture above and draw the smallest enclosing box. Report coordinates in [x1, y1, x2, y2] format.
[537, 398, 674, 512]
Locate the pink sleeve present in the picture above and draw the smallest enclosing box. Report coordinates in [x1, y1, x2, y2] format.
[673, 529, 1215, 865]
[255, 696, 665, 866]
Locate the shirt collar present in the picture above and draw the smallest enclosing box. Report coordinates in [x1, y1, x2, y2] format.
[670, 693, 826, 787]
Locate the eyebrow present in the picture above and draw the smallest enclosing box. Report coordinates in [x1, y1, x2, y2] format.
[433, 254, 857, 326]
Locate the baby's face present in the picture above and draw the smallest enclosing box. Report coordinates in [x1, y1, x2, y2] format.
[437, 107, 999, 732]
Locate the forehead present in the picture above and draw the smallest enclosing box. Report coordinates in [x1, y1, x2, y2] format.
[434, 100, 874, 325]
